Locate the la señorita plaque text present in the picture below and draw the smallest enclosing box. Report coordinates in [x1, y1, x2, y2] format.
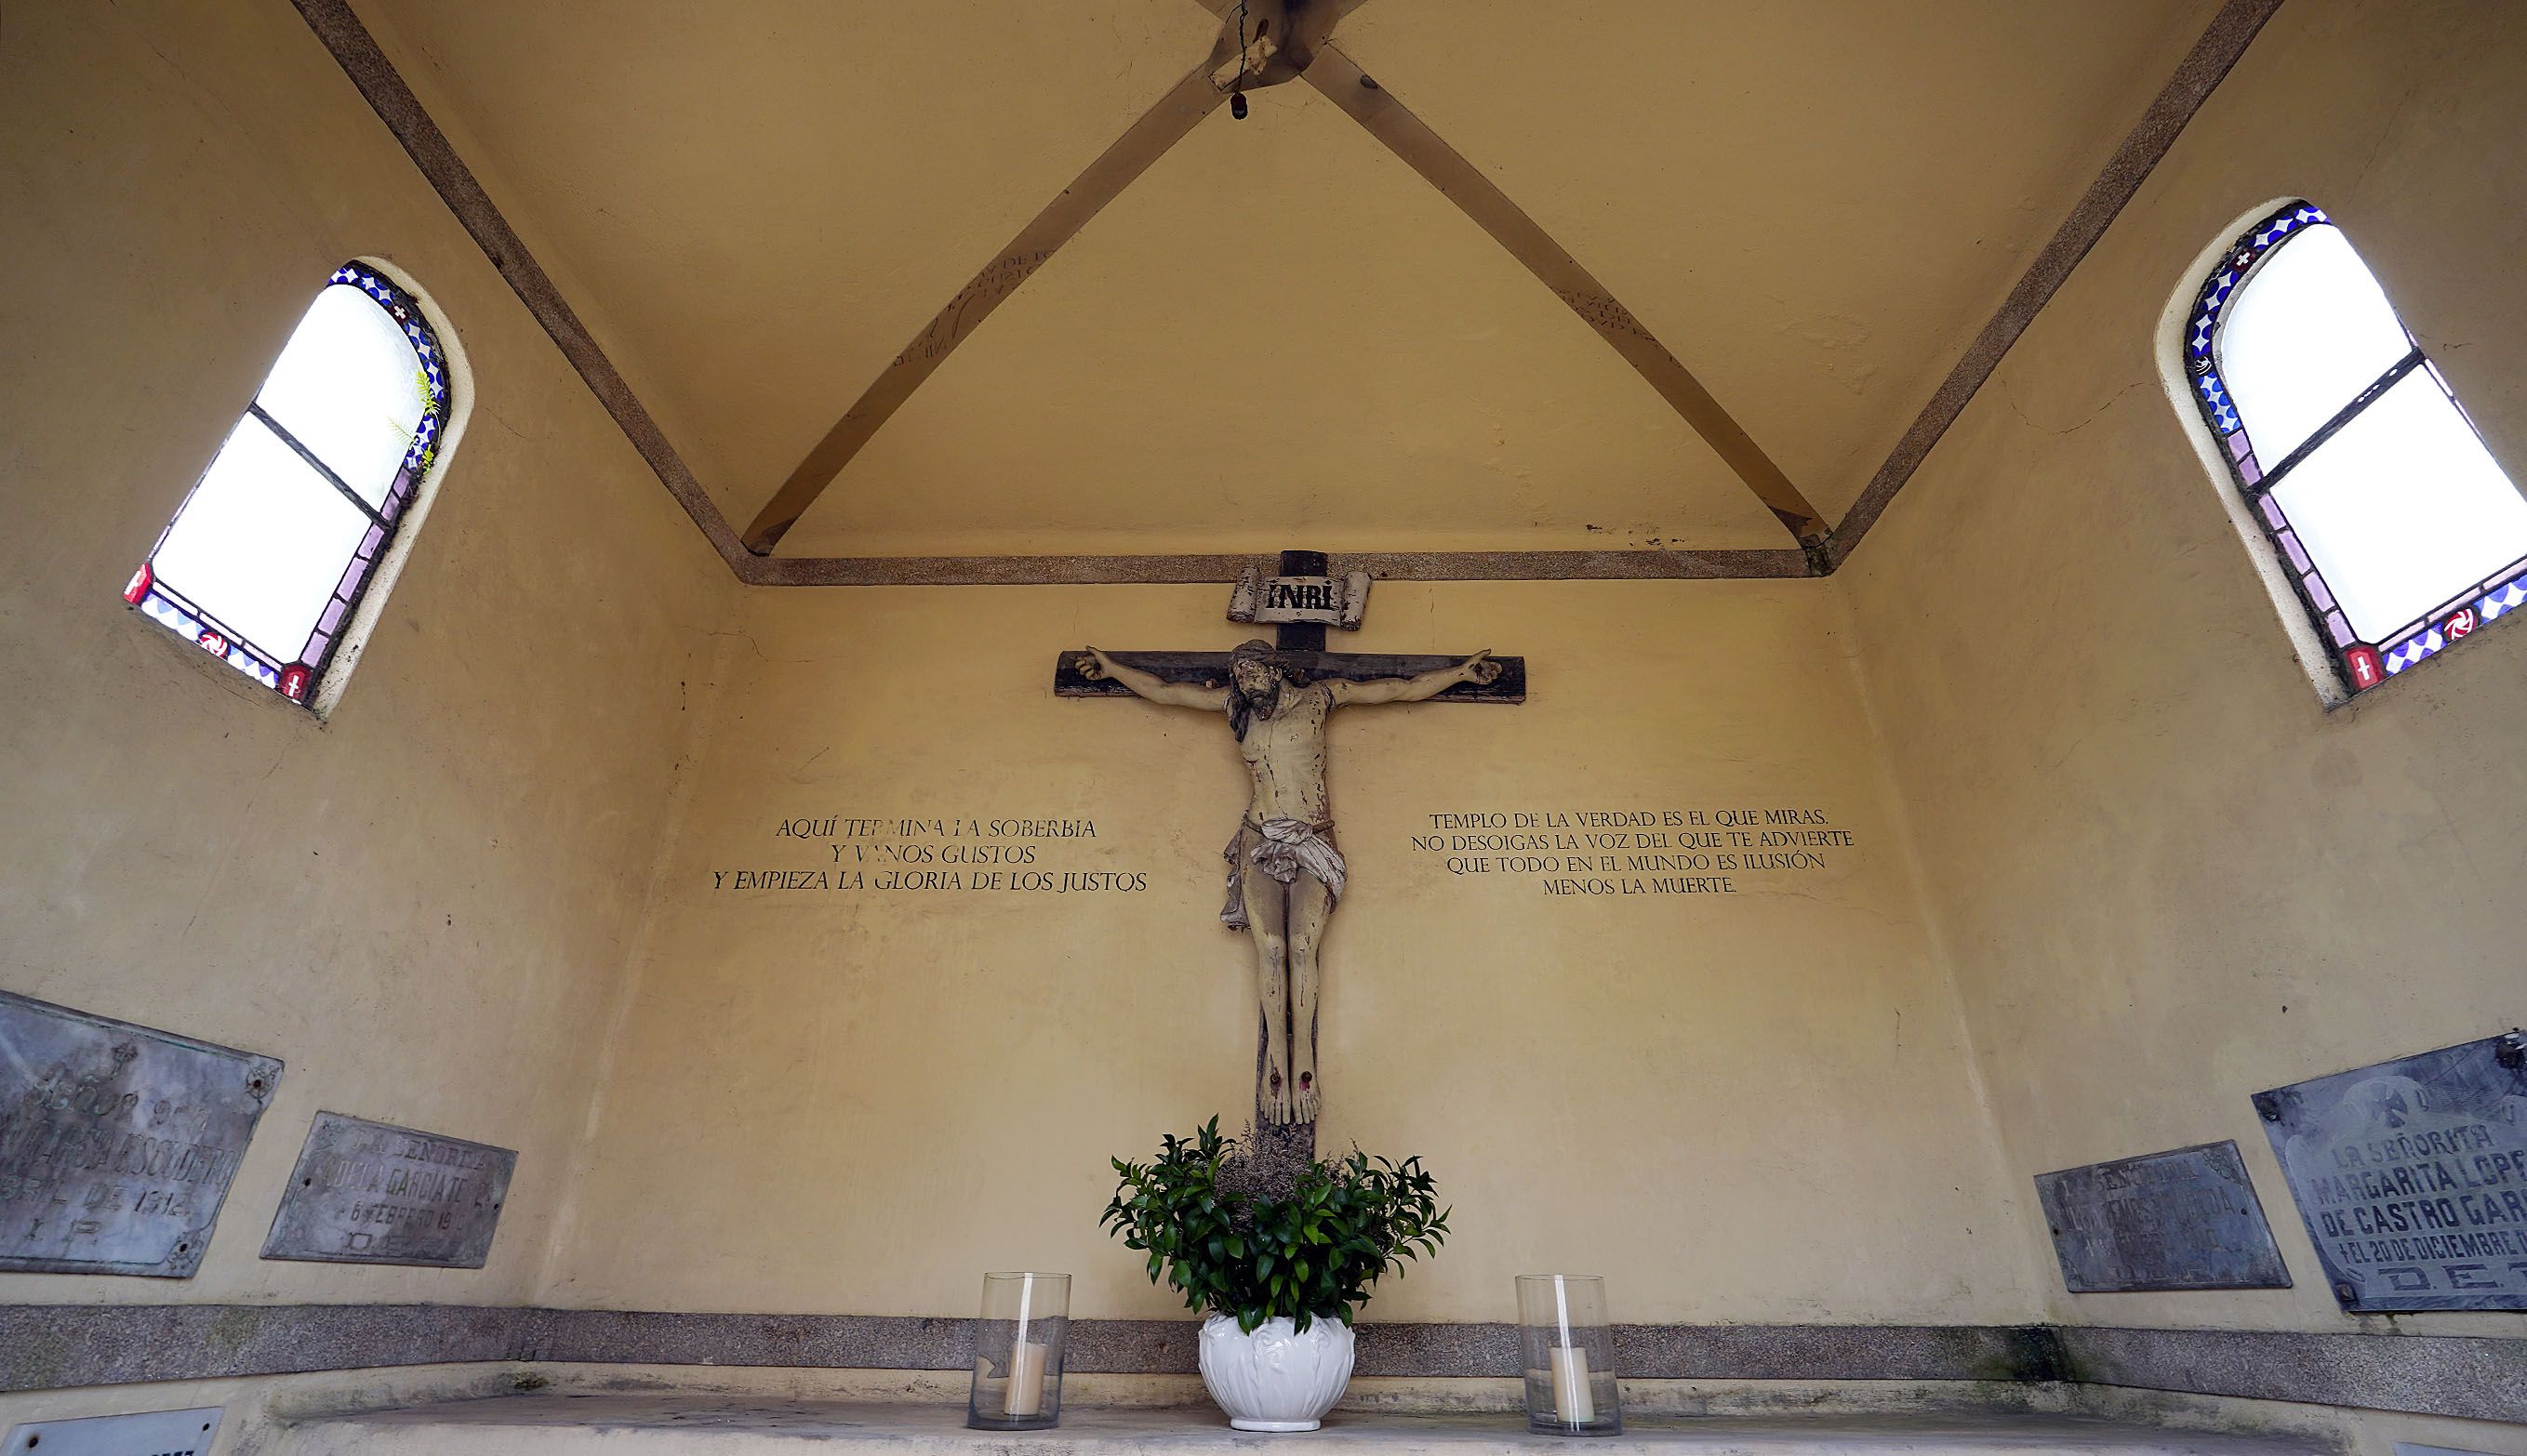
[2254, 1033, 2527, 1312]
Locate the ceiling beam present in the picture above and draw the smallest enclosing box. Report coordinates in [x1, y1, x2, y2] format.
[1823, 0, 2288, 567]
[303, 0, 2279, 585]
[1301, 44, 1829, 544]
[294, 0, 1802, 585]
[741, 548, 1812, 587]
[739, 58, 1232, 554]
[289, 0, 751, 572]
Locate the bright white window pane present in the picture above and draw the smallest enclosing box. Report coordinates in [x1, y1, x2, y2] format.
[2271, 371, 2527, 642]
[151, 416, 372, 659]
[2220, 225, 2413, 463]
[254, 284, 424, 508]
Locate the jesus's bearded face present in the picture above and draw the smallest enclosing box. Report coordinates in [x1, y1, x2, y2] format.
[1231, 658, 1282, 715]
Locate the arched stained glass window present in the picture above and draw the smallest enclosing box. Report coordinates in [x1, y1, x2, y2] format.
[2186, 202, 2527, 696]
[124, 262, 454, 707]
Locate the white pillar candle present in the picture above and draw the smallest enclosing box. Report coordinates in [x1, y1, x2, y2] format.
[1548, 1276, 1592, 1424]
[1003, 1339, 1047, 1417]
[1549, 1344, 1594, 1424]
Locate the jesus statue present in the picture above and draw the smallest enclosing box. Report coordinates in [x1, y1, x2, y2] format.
[1074, 640, 1500, 1123]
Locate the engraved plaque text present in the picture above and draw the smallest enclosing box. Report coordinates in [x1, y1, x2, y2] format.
[261, 1111, 514, 1267]
[0, 989, 282, 1277]
[2034, 1139, 2291, 1292]
[2254, 1033, 2527, 1312]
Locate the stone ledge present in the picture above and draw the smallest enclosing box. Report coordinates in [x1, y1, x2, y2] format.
[266, 1398, 2331, 1456]
[2, 1306, 2517, 1423]
[2054, 1326, 2525, 1423]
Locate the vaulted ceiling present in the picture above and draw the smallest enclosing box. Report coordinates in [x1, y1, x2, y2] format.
[350, 0, 2207, 562]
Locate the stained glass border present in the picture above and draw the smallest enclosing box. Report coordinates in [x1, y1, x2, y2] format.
[127, 262, 452, 706]
[2188, 202, 2526, 695]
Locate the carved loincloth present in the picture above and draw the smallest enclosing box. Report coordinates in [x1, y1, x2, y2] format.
[1220, 816, 1346, 930]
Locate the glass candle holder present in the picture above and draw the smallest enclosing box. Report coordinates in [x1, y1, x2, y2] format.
[1516, 1274, 1621, 1436]
[967, 1271, 1070, 1431]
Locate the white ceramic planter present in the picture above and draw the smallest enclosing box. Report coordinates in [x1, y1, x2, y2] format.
[1196, 1312, 1356, 1432]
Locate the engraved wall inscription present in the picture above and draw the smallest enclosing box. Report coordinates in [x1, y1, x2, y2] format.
[261, 1111, 515, 1267]
[2034, 1140, 2291, 1292]
[715, 814, 1147, 896]
[1409, 805, 1855, 898]
[2254, 1032, 2527, 1312]
[0, 989, 282, 1277]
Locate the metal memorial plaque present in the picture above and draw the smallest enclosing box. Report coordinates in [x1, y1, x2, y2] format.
[2, 1407, 224, 1456]
[0, 989, 283, 1277]
[2254, 1032, 2527, 1312]
[2033, 1140, 2291, 1292]
[261, 1110, 514, 1267]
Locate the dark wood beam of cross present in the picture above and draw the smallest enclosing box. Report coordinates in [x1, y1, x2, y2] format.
[1054, 550, 1522, 1168]
[1052, 549, 1527, 703]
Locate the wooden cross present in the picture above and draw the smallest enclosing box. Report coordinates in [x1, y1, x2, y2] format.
[1056, 550, 1523, 1163]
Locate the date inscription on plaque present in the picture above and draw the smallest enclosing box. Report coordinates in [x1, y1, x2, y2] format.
[2254, 1032, 2527, 1312]
[261, 1111, 515, 1267]
[0, 989, 283, 1277]
[2034, 1140, 2290, 1292]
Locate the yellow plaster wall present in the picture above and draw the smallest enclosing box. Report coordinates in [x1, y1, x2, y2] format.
[0, 0, 733, 1306]
[540, 580, 2043, 1324]
[1838, 0, 2527, 1343]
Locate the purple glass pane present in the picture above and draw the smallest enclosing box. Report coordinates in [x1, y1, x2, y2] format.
[2239, 455, 2263, 487]
[2325, 611, 2354, 647]
[2305, 573, 2336, 612]
[360, 523, 385, 559]
[2280, 532, 2311, 573]
[2228, 431, 2253, 460]
[2260, 496, 2286, 530]
[317, 597, 347, 635]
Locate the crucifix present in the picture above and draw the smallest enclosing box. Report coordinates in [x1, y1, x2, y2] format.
[1056, 550, 1524, 1155]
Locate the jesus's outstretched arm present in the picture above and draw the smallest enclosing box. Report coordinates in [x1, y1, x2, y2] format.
[1328, 650, 1499, 707]
[1073, 647, 1230, 711]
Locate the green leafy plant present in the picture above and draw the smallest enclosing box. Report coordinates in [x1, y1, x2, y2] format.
[1100, 1118, 1449, 1334]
